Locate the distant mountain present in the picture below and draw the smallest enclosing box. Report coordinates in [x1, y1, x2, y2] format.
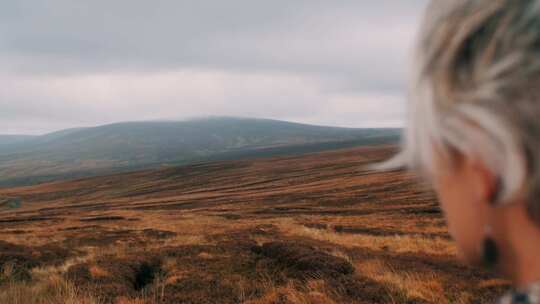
[0, 117, 400, 187]
[0, 135, 36, 148]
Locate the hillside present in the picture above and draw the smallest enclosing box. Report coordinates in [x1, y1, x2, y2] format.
[0, 135, 36, 148]
[0, 117, 399, 187]
[0, 145, 506, 303]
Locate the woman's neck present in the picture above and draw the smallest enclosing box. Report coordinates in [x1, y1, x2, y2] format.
[496, 204, 540, 288]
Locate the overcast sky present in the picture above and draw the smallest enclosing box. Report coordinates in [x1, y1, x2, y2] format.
[1, 1, 428, 135]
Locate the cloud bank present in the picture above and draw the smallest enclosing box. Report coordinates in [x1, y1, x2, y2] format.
[0, 0, 428, 134]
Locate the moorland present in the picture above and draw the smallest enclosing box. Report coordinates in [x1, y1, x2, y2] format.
[0, 145, 507, 304]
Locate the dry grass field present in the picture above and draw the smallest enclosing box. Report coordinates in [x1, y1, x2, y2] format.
[0, 145, 508, 303]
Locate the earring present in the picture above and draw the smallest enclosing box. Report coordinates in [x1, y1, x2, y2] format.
[482, 177, 502, 269]
[482, 225, 499, 269]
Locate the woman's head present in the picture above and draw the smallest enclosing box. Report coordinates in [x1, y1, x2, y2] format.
[395, 0, 540, 265]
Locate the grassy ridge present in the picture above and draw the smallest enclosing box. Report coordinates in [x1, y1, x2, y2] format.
[0, 117, 400, 187]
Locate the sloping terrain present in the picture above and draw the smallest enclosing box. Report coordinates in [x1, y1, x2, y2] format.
[0, 145, 507, 303]
[0, 135, 36, 148]
[0, 117, 399, 187]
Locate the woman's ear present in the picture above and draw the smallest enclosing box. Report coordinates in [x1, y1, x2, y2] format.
[465, 156, 499, 206]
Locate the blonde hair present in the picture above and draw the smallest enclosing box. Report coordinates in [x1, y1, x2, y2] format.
[390, 0, 540, 223]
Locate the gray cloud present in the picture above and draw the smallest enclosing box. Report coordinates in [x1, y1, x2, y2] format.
[0, 0, 428, 134]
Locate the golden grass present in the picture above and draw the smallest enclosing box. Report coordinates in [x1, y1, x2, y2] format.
[0, 254, 102, 303]
[88, 265, 110, 278]
[31, 253, 97, 280]
[160, 234, 208, 247]
[0, 233, 65, 247]
[321, 212, 449, 236]
[0, 275, 102, 304]
[1, 254, 171, 304]
[277, 220, 458, 256]
[477, 278, 509, 289]
[242, 280, 337, 304]
[356, 259, 447, 303]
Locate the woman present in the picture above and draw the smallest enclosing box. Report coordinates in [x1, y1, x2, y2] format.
[387, 1, 540, 303]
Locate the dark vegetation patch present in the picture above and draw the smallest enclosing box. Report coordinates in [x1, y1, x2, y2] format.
[148, 233, 333, 304]
[158, 235, 389, 304]
[131, 201, 213, 211]
[219, 213, 243, 220]
[399, 205, 442, 215]
[326, 275, 397, 304]
[0, 240, 75, 283]
[157, 242, 267, 304]
[0, 216, 56, 224]
[141, 228, 176, 239]
[303, 222, 328, 230]
[38, 202, 112, 213]
[253, 241, 355, 278]
[250, 240, 397, 303]
[0, 229, 29, 234]
[244, 224, 279, 236]
[0, 241, 74, 269]
[60, 225, 102, 231]
[0, 241, 35, 282]
[66, 254, 163, 302]
[60, 238, 270, 303]
[62, 229, 139, 247]
[253, 207, 380, 217]
[162, 275, 244, 304]
[333, 225, 451, 239]
[161, 244, 219, 258]
[272, 206, 312, 212]
[79, 215, 126, 222]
